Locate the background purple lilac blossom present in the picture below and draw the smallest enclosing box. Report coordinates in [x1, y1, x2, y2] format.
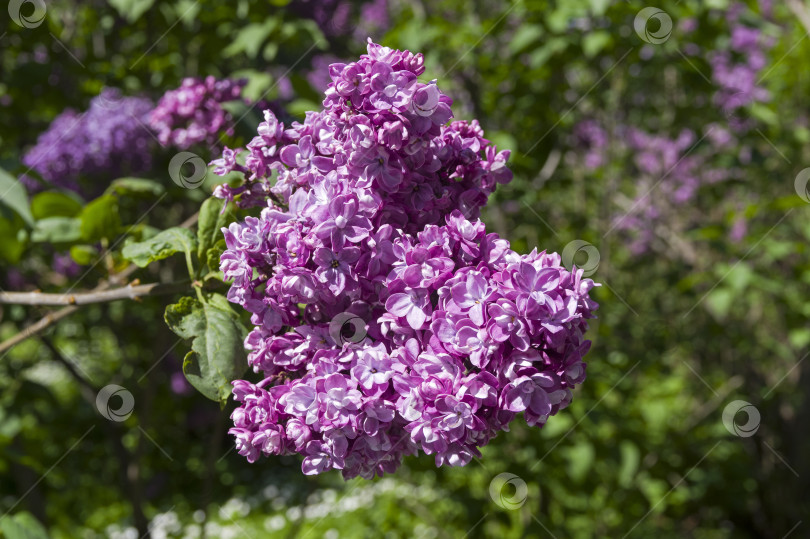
[20, 88, 154, 196]
[570, 2, 774, 254]
[149, 76, 247, 149]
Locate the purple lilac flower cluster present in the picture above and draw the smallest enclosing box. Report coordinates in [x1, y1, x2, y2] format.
[572, 3, 772, 253]
[354, 0, 390, 41]
[291, 0, 389, 39]
[21, 89, 154, 194]
[709, 3, 774, 130]
[573, 122, 736, 254]
[149, 76, 246, 149]
[291, 0, 352, 37]
[572, 120, 608, 170]
[216, 41, 599, 479]
[612, 127, 732, 254]
[626, 127, 731, 204]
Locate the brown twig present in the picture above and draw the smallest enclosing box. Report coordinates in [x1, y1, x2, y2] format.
[0, 281, 189, 306]
[0, 212, 200, 355]
[0, 265, 136, 355]
[0, 306, 81, 355]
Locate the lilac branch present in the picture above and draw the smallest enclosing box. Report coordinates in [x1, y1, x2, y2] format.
[0, 281, 189, 306]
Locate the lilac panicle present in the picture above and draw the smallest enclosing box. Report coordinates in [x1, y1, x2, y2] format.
[291, 0, 390, 39]
[215, 40, 598, 479]
[149, 76, 246, 149]
[22, 88, 154, 195]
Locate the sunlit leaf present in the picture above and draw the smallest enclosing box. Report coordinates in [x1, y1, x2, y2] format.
[165, 293, 248, 404]
[121, 227, 196, 268]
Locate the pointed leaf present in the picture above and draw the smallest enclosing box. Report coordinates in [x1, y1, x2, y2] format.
[31, 217, 82, 244]
[0, 167, 34, 227]
[106, 178, 165, 197]
[0, 511, 49, 539]
[0, 215, 26, 263]
[79, 195, 121, 242]
[30, 191, 83, 219]
[196, 197, 234, 264]
[165, 294, 248, 403]
[122, 227, 196, 268]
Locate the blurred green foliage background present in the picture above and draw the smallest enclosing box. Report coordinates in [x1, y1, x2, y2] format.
[1, 0, 809, 537]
